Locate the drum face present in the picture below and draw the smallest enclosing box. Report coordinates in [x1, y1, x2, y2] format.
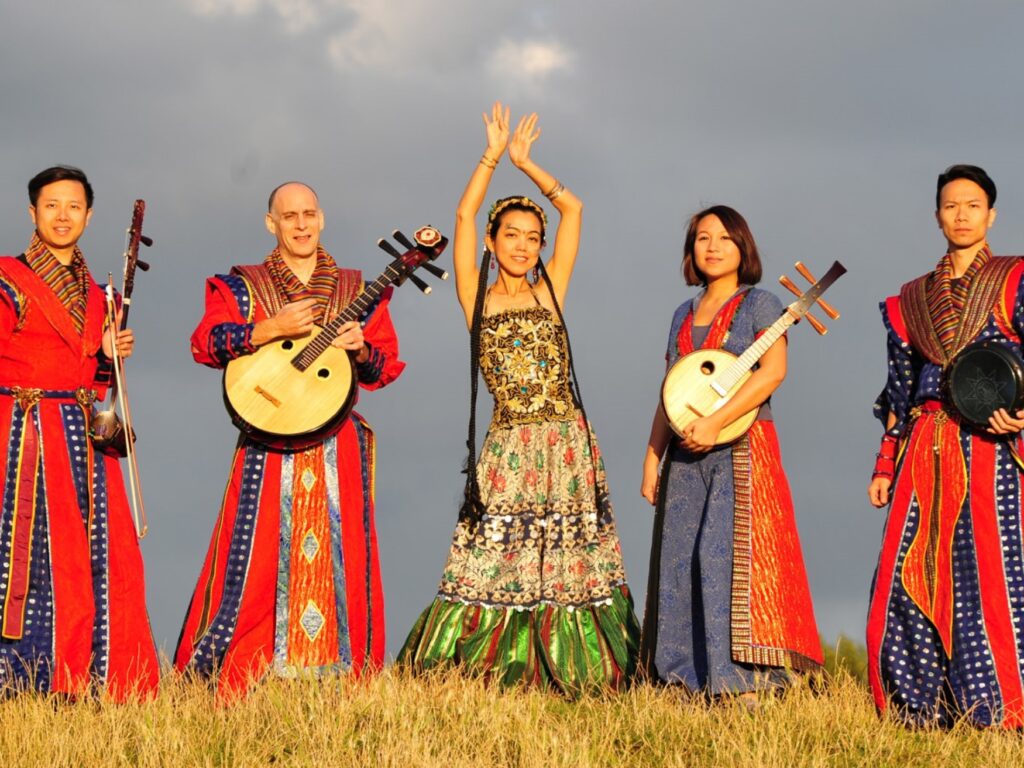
[948, 341, 1024, 428]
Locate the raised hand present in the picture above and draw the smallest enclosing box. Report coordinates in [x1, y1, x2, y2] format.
[508, 112, 540, 168]
[483, 101, 510, 160]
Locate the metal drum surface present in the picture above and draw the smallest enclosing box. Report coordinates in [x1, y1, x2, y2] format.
[947, 340, 1024, 429]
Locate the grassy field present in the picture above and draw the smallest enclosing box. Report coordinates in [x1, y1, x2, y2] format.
[1, 647, 1022, 767]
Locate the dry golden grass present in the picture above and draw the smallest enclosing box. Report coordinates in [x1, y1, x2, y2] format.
[1, 666, 1023, 767]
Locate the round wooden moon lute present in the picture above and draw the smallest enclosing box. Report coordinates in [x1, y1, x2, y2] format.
[660, 348, 759, 445]
[223, 325, 355, 439]
[661, 260, 847, 446]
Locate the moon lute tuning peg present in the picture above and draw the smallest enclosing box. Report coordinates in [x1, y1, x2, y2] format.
[420, 262, 449, 281]
[377, 238, 402, 258]
[408, 274, 432, 295]
[779, 275, 828, 335]
[391, 230, 416, 251]
[793, 262, 840, 319]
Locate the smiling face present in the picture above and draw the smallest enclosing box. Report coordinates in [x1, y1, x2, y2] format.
[28, 179, 92, 263]
[486, 209, 544, 277]
[265, 183, 323, 262]
[935, 177, 996, 255]
[692, 214, 741, 285]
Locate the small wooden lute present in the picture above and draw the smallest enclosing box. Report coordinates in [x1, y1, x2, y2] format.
[223, 226, 447, 449]
[661, 260, 845, 445]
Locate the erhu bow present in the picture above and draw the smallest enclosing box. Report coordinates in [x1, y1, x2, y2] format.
[89, 200, 153, 538]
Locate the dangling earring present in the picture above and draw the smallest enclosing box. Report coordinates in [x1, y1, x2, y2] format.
[489, 250, 496, 270]
[532, 265, 539, 283]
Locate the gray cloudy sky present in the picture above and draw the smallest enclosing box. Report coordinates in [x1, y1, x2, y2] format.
[2, 0, 1023, 657]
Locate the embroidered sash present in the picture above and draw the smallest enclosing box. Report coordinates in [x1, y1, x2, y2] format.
[676, 288, 750, 356]
[0, 257, 105, 373]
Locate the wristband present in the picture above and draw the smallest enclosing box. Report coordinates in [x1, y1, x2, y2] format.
[872, 433, 898, 480]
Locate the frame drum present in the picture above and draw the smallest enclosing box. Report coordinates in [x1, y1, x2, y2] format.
[947, 340, 1024, 429]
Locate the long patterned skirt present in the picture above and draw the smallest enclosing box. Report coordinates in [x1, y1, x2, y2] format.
[641, 421, 821, 693]
[399, 413, 639, 693]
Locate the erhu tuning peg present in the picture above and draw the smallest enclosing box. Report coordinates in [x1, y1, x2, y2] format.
[779, 275, 828, 335]
[408, 274, 432, 295]
[140, 235, 154, 248]
[136, 259, 151, 272]
[793, 262, 840, 319]
[377, 238, 402, 258]
[420, 262, 449, 281]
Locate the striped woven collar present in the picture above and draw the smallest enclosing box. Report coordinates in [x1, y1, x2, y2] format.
[23, 231, 90, 333]
[926, 245, 991, 350]
[263, 246, 338, 324]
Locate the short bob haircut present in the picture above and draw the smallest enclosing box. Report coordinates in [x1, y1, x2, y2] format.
[682, 204, 762, 287]
[936, 164, 996, 209]
[28, 165, 94, 209]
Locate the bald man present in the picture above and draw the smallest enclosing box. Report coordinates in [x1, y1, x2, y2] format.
[175, 182, 404, 698]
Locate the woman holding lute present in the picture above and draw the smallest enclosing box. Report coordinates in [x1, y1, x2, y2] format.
[399, 102, 640, 692]
[639, 205, 822, 700]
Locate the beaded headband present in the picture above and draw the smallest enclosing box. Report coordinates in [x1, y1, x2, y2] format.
[486, 196, 548, 233]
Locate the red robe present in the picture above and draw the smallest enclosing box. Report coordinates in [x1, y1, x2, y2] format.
[868, 254, 1024, 727]
[0, 256, 158, 699]
[174, 265, 403, 699]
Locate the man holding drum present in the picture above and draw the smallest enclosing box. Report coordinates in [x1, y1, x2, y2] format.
[867, 165, 1024, 727]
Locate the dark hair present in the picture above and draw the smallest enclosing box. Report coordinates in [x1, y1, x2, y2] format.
[486, 196, 547, 243]
[267, 181, 319, 212]
[681, 204, 762, 286]
[458, 219, 607, 525]
[936, 164, 996, 209]
[28, 165, 93, 209]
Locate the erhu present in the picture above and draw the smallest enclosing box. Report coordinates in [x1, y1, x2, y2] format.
[89, 200, 153, 538]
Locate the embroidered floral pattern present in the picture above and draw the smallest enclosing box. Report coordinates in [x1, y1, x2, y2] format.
[437, 306, 627, 607]
[480, 307, 574, 428]
[439, 408, 626, 607]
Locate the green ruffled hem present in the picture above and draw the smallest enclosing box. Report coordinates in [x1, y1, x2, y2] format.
[397, 587, 640, 695]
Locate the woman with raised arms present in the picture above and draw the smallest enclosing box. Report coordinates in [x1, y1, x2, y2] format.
[399, 103, 639, 692]
[639, 205, 822, 702]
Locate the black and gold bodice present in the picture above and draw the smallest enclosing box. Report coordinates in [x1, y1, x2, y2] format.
[479, 303, 575, 428]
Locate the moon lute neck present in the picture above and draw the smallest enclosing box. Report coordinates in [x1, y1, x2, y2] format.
[290, 263, 402, 372]
[710, 310, 797, 395]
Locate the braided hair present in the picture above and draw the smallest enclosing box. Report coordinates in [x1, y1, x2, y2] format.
[457, 243, 493, 523]
[458, 197, 608, 523]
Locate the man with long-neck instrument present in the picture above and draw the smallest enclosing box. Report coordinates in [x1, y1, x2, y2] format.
[867, 165, 1024, 728]
[175, 182, 405, 699]
[0, 165, 159, 699]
